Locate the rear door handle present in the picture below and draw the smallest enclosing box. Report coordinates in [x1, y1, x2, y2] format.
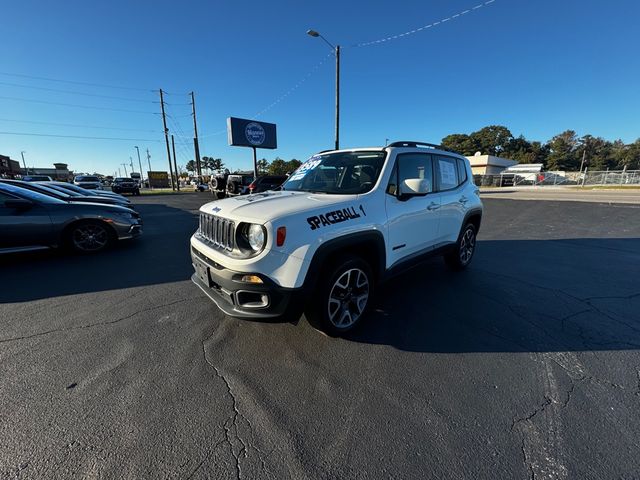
[427, 202, 440, 211]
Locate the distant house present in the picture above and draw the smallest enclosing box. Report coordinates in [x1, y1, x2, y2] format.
[466, 153, 517, 175]
[0, 154, 23, 178]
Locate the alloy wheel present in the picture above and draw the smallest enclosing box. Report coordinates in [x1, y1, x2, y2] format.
[327, 268, 370, 329]
[72, 224, 109, 252]
[459, 228, 476, 265]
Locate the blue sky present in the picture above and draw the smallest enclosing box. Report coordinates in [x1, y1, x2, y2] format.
[1, 0, 639, 175]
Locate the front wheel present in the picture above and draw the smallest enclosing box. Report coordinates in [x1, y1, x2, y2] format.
[444, 223, 477, 270]
[306, 256, 374, 336]
[67, 221, 113, 253]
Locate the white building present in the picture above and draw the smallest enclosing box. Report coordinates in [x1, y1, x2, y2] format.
[465, 153, 517, 175]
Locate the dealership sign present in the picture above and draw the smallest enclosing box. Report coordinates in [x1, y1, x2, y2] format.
[227, 117, 277, 150]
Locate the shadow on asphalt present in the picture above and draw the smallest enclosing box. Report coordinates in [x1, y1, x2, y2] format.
[0, 203, 198, 303]
[343, 237, 640, 352]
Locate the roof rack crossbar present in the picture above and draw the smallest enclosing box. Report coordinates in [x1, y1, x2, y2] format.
[386, 141, 459, 154]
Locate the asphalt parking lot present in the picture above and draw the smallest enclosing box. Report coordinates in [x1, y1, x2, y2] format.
[1, 193, 639, 479]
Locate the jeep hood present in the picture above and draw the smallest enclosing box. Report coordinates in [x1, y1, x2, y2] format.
[201, 191, 359, 223]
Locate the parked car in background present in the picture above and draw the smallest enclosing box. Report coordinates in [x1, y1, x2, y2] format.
[248, 175, 288, 193]
[226, 174, 254, 196]
[0, 180, 134, 210]
[41, 181, 128, 202]
[111, 177, 140, 196]
[22, 175, 53, 182]
[0, 182, 142, 254]
[194, 181, 209, 192]
[210, 171, 229, 199]
[74, 175, 103, 190]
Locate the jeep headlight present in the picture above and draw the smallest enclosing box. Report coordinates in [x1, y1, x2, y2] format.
[237, 223, 266, 255]
[247, 224, 265, 251]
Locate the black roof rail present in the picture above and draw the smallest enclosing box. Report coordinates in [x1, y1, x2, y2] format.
[386, 141, 460, 154]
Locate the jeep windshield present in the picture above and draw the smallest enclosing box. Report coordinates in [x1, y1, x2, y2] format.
[281, 151, 386, 194]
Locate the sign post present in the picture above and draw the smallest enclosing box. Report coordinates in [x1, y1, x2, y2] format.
[227, 117, 277, 178]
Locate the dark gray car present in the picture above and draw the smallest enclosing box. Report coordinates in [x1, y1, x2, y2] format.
[0, 182, 142, 254]
[0, 179, 134, 210]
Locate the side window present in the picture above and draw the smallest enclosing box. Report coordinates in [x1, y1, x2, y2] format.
[456, 158, 468, 184]
[396, 153, 434, 194]
[436, 156, 459, 191]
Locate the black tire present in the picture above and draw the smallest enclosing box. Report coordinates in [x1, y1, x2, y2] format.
[135, 189, 140, 196]
[215, 191, 226, 200]
[444, 223, 477, 270]
[65, 220, 114, 254]
[305, 255, 374, 336]
[211, 178, 219, 189]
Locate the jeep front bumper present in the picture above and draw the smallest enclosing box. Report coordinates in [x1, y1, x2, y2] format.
[190, 247, 300, 319]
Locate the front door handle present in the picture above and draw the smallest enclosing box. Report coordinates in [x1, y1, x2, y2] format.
[427, 202, 440, 211]
[459, 196, 468, 204]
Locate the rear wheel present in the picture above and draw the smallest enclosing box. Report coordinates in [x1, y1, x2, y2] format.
[306, 256, 374, 336]
[66, 221, 113, 253]
[444, 223, 477, 270]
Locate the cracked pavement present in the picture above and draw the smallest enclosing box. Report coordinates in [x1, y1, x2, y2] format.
[1, 194, 639, 479]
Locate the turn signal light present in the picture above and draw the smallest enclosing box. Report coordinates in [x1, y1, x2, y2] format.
[240, 275, 263, 284]
[276, 226, 286, 247]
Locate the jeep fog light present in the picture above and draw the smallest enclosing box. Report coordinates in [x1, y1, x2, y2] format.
[240, 275, 263, 284]
[247, 224, 265, 251]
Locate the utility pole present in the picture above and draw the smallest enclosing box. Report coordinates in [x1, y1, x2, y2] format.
[578, 149, 587, 175]
[146, 148, 152, 172]
[118, 167, 122, 177]
[159, 89, 176, 190]
[134, 146, 144, 186]
[129, 156, 134, 173]
[171, 135, 180, 191]
[121, 163, 128, 176]
[334, 44, 340, 150]
[190, 91, 202, 176]
[20, 151, 27, 173]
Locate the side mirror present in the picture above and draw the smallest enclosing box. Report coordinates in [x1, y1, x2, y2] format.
[398, 178, 430, 200]
[5, 198, 34, 210]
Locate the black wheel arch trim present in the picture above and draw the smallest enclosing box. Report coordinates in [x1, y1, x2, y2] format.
[303, 230, 386, 292]
[461, 208, 482, 235]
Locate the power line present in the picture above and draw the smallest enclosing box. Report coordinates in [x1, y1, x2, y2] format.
[0, 131, 162, 142]
[352, 0, 496, 47]
[0, 81, 154, 103]
[0, 71, 152, 92]
[0, 95, 157, 114]
[199, 52, 334, 139]
[0, 117, 159, 133]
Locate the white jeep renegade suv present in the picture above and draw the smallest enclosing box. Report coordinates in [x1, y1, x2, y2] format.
[190, 141, 483, 335]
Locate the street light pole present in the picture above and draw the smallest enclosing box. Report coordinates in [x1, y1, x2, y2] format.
[134, 146, 144, 187]
[307, 29, 340, 150]
[121, 163, 128, 176]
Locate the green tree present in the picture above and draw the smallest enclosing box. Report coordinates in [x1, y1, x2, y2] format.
[268, 157, 288, 175]
[546, 130, 579, 171]
[257, 158, 269, 174]
[285, 159, 302, 173]
[185, 160, 196, 174]
[469, 125, 514, 156]
[441, 133, 478, 155]
[210, 158, 224, 171]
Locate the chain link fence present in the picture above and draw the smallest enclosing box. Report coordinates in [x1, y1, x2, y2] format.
[474, 170, 640, 187]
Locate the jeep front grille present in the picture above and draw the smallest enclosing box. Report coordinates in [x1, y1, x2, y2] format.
[199, 213, 235, 251]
